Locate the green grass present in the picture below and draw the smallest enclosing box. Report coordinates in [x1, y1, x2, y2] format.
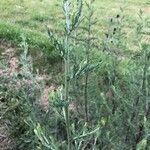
[0, 0, 149, 62]
[0, 22, 60, 60]
[0, 0, 149, 33]
[0, 0, 62, 63]
[0, 0, 62, 32]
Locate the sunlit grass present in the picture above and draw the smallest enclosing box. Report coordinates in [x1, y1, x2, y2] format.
[0, 0, 149, 34]
[0, 0, 149, 60]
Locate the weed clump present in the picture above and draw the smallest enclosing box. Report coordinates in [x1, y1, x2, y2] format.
[0, 1, 150, 150]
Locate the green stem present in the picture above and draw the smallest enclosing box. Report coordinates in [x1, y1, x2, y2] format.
[84, 71, 89, 122]
[64, 34, 71, 150]
[84, 5, 92, 122]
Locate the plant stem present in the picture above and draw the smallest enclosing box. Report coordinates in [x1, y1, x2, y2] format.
[84, 70, 89, 122]
[84, 2, 93, 122]
[64, 34, 71, 150]
[63, 0, 82, 148]
[84, 38, 90, 122]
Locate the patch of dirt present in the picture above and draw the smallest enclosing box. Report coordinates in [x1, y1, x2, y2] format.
[0, 42, 18, 150]
[143, 6, 150, 14]
[39, 85, 57, 111]
[0, 40, 16, 51]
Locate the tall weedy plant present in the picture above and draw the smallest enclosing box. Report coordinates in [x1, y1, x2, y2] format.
[63, 1, 83, 149]
[47, 0, 83, 149]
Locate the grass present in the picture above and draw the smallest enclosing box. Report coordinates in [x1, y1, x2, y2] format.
[0, 0, 61, 32]
[0, 0, 62, 64]
[0, 0, 149, 56]
[0, 22, 51, 51]
[0, 0, 149, 34]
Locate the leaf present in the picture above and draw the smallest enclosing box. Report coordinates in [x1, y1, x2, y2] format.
[46, 27, 65, 56]
[71, 0, 83, 30]
[73, 127, 100, 140]
[34, 123, 55, 150]
[137, 138, 147, 150]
